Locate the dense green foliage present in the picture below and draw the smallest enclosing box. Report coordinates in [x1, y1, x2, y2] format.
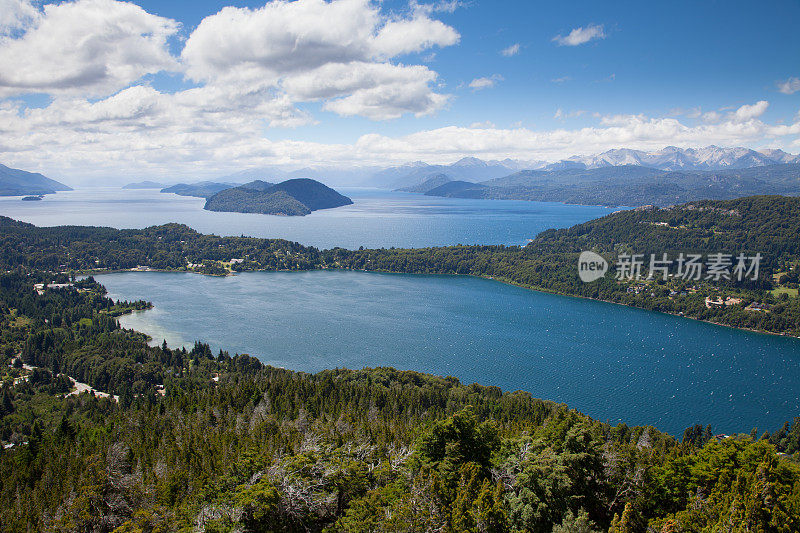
[204, 179, 353, 216]
[1, 267, 799, 532]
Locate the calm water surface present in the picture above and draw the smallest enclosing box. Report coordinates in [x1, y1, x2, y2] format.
[0, 187, 615, 249]
[100, 270, 800, 437]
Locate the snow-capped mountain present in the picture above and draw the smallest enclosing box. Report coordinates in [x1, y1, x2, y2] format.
[562, 145, 799, 171]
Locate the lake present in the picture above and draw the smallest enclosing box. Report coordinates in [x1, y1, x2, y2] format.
[0, 187, 615, 249]
[100, 270, 800, 437]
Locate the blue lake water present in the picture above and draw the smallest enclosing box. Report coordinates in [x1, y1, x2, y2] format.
[0, 187, 615, 249]
[6, 187, 798, 436]
[100, 270, 800, 437]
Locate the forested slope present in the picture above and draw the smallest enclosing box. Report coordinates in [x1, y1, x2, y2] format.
[1, 270, 799, 531]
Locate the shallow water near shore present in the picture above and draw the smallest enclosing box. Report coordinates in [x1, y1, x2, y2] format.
[100, 270, 800, 437]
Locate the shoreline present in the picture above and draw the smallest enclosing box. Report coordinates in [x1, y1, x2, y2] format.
[89, 266, 800, 340]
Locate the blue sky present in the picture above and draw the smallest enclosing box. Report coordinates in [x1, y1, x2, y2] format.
[0, 0, 799, 181]
[128, 0, 800, 143]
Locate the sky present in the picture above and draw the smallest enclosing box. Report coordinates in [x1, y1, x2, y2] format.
[0, 0, 799, 184]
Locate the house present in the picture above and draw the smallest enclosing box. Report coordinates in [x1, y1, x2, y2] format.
[705, 296, 742, 308]
[33, 282, 73, 295]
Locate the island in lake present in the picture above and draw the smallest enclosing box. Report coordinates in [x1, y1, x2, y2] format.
[204, 178, 353, 216]
[21, 195, 44, 201]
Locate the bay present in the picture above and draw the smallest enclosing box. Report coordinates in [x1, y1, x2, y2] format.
[100, 270, 800, 437]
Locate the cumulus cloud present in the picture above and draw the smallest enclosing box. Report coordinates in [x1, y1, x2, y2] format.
[371, 16, 459, 57]
[500, 43, 520, 57]
[179, 0, 458, 118]
[468, 75, 503, 90]
[732, 100, 769, 122]
[0, 0, 39, 36]
[0, 0, 458, 121]
[0, 0, 179, 97]
[553, 24, 606, 46]
[777, 77, 800, 95]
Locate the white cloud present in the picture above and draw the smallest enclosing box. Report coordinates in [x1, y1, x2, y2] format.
[553, 24, 606, 46]
[468, 75, 503, 90]
[554, 108, 586, 119]
[0, 0, 179, 97]
[312, 63, 449, 119]
[2, 95, 798, 183]
[0, 0, 39, 36]
[0, 0, 458, 121]
[469, 120, 496, 128]
[371, 16, 459, 58]
[179, 0, 458, 119]
[778, 77, 800, 95]
[732, 100, 769, 122]
[500, 43, 520, 57]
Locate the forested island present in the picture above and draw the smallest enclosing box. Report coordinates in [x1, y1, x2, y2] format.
[204, 178, 353, 216]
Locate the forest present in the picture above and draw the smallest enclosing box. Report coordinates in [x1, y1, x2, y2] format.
[1, 267, 799, 532]
[0, 194, 800, 530]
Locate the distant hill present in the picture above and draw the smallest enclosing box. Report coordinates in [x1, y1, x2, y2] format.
[424, 180, 487, 197]
[236, 179, 275, 192]
[204, 178, 353, 216]
[395, 174, 453, 193]
[122, 181, 164, 189]
[160, 181, 236, 198]
[370, 157, 530, 189]
[0, 164, 72, 196]
[418, 163, 800, 207]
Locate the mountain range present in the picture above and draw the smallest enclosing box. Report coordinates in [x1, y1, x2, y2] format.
[558, 146, 799, 171]
[412, 163, 800, 207]
[154, 145, 798, 193]
[381, 146, 800, 191]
